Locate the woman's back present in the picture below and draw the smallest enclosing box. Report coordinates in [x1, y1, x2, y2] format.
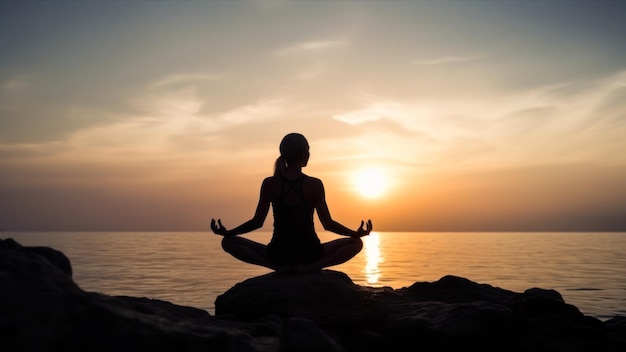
[267, 175, 323, 266]
[271, 175, 317, 241]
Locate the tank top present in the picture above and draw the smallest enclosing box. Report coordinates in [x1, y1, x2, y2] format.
[268, 176, 321, 260]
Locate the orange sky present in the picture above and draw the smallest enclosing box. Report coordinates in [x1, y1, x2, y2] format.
[1, 1, 625, 231]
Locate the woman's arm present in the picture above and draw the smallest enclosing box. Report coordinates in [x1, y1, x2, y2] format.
[313, 178, 372, 237]
[211, 178, 273, 237]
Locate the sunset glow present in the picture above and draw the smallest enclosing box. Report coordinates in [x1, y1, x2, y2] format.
[1, 1, 625, 231]
[354, 168, 389, 199]
[363, 232, 383, 285]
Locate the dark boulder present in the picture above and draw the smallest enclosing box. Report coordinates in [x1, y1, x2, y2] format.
[0, 238, 256, 352]
[215, 270, 626, 352]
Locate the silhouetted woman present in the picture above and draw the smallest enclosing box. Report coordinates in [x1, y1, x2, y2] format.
[211, 132, 372, 273]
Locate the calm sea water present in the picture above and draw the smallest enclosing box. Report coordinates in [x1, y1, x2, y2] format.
[4, 232, 625, 321]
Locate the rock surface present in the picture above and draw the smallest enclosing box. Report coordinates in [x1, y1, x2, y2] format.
[2, 237, 625, 352]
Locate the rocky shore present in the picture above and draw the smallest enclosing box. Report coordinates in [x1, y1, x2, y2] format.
[1, 237, 625, 351]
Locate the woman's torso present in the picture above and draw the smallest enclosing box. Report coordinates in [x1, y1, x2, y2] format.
[270, 174, 319, 246]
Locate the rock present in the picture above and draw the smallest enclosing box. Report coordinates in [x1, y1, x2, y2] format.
[215, 270, 377, 325]
[0, 238, 257, 352]
[216, 271, 526, 351]
[279, 317, 345, 352]
[0, 237, 73, 276]
[215, 270, 626, 352]
[2, 237, 625, 352]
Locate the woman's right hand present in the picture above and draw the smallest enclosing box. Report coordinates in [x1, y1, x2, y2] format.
[355, 219, 373, 237]
[211, 218, 228, 236]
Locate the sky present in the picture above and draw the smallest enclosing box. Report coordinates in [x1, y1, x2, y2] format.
[1, 1, 625, 232]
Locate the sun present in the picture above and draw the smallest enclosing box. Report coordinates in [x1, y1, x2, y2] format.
[354, 168, 389, 199]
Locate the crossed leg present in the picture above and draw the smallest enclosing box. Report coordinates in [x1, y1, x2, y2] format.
[221, 235, 363, 273]
[221, 236, 277, 270]
[296, 237, 363, 272]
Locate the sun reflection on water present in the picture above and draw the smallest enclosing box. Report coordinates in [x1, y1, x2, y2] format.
[363, 232, 384, 284]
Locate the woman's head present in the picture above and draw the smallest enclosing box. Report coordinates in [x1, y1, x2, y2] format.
[275, 133, 309, 175]
[280, 132, 309, 159]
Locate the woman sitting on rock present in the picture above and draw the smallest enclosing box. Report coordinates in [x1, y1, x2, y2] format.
[211, 132, 372, 273]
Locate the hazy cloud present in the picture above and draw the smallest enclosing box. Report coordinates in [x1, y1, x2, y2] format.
[293, 64, 325, 80]
[211, 98, 291, 125]
[413, 54, 483, 65]
[134, 88, 204, 118]
[150, 73, 221, 89]
[330, 69, 626, 170]
[275, 40, 344, 56]
[0, 141, 68, 159]
[333, 100, 473, 138]
[132, 73, 225, 117]
[59, 95, 297, 159]
[2, 77, 32, 93]
[333, 103, 396, 125]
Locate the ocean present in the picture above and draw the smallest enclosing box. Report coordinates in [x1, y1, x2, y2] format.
[4, 231, 625, 321]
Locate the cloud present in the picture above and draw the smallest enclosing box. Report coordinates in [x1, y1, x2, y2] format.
[2, 77, 31, 93]
[412, 54, 483, 65]
[331, 69, 626, 170]
[63, 97, 294, 158]
[211, 98, 291, 125]
[132, 72, 224, 117]
[0, 141, 68, 159]
[150, 73, 221, 89]
[332, 100, 467, 138]
[293, 65, 325, 80]
[274, 40, 344, 56]
[333, 103, 396, 125]
[1, 76, 33, 111]
[133, 87, 205, 118]
[0, 69, 299, 164]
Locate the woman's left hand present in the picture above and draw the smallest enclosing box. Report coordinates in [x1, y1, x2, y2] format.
[355, 219, 373, 237]
[211, 218, 228, 236]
